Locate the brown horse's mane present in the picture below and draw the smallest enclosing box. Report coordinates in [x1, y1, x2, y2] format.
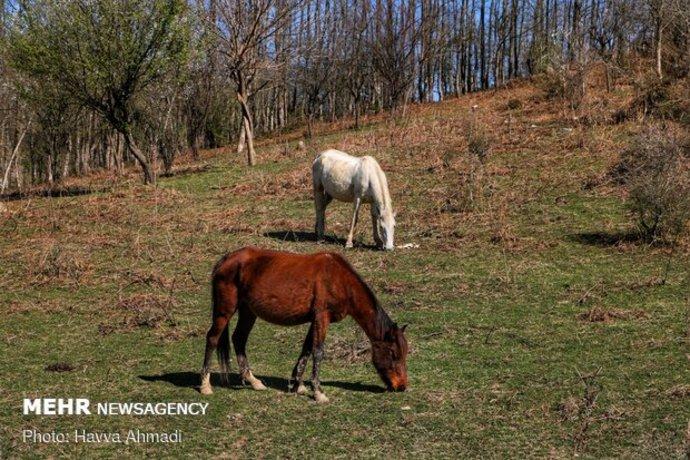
[329, 253, 396, 340]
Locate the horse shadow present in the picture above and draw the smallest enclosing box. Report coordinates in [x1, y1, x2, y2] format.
[139, 372, 384, 393]
[263, 230, 379, 250]
[567, 231, 643, 247]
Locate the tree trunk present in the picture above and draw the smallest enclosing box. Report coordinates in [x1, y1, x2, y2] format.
[1, 123, 29, 194]
[354, 98, 360, 129]
[192, 135, 201, 159]
[123, 130, 155, 184]
[63, 138, 71, 178]
[236, 91, 256, 166]
[306, 112, 314, 138]
[46, 153, 54, 185]
[654, 4, 663, 79]
[237, 122, 246, 155]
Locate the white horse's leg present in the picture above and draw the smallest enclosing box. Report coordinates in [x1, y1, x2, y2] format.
[371, 207, 383, 248]
[346, 197, 361, 248]
[314, 191, 327, 242]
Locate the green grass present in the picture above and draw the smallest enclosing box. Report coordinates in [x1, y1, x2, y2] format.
[1, 83, 688, 458]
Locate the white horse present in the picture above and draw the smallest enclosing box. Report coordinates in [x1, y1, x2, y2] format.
[312, 149, 395, 250]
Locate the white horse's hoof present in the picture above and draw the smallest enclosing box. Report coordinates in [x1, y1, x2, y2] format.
[345, 241, 354, 249]
[199, 386, 213, 395]
[296, 384, 308, 395]
[314, 392, 329, 404]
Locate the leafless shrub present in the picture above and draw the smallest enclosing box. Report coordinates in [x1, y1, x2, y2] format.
[614, 75, 689, 124]
[577, 306, 648, 323]
[32, 244, 89, 285]
[465, 117, 491, 164]
[452, 118, 493, 211]
[488, 200, 519, 249]
[666, 384, 690, 399]
[537, 63, 586, 110]
[130, 295, 176, 328]
[326, 336, 370, 364]
[573, 368, 602, 453]
[614, 127, 690, 241]
[532, 42, 588, 111]
[506, 98, 522, 110]
[109, 293, 178, 332]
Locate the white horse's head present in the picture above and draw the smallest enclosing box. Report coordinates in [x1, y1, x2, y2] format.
[377, 210, 396, 251]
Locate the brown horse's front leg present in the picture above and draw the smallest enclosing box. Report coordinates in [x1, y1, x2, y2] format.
[290, 324, 314, 394]
[311, 313, 330, 403]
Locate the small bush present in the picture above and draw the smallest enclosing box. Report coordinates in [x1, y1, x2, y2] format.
[466, 120, 491, 164]
[439, 118, 494, 213]
[32, 244, 88, 285]
[441, 118, 493, 212]
[536, 58, 586, 110]
[507, 99, 522, 110]
[615, 74, 690, 123]
[616, 126, 690, 241]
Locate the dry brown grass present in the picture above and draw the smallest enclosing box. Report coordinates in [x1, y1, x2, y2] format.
[28, 243, 93, 287]
[577, 306, 649, 323]
[98, 293, 178, 336]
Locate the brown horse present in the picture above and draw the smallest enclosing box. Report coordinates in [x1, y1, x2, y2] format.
[200, 246, 408, 403]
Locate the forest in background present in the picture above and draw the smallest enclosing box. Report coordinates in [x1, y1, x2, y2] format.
[0, 0, 688, 188]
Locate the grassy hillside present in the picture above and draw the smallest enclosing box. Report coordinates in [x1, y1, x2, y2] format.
[1, 79, 688, 458]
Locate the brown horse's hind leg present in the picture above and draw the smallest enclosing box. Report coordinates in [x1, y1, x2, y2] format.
[311, 313, 330, 403]
[200, 315, 229, 395]
[290, 323, 314, 395]
[232, 307, 266, 391]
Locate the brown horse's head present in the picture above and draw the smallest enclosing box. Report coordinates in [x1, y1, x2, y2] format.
[371, 324, 408, 391]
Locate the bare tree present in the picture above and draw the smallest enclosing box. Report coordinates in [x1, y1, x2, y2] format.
[370, 0, 430, 114]
[3, 0, 688, 190]
[215, 0, 298, 166]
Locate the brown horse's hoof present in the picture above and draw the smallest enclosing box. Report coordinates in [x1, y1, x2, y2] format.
[199, 386, 213, 395]
[314, 391, 329, 404]
[245, 372, 267, 391]
[250, 380, 267, 391]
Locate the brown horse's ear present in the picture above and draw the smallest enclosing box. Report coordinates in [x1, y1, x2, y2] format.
[400, 324, 408, 332]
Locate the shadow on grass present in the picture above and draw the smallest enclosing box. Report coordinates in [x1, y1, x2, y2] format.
[139, 372, 384, 393]
[1, 185, 107, 202]
[263, 230, 379, 250]
[159, 164, 212, 178]
[568, 230, 644, 247]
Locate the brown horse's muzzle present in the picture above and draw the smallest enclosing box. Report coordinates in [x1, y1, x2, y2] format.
[388, 375, 407, 392]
